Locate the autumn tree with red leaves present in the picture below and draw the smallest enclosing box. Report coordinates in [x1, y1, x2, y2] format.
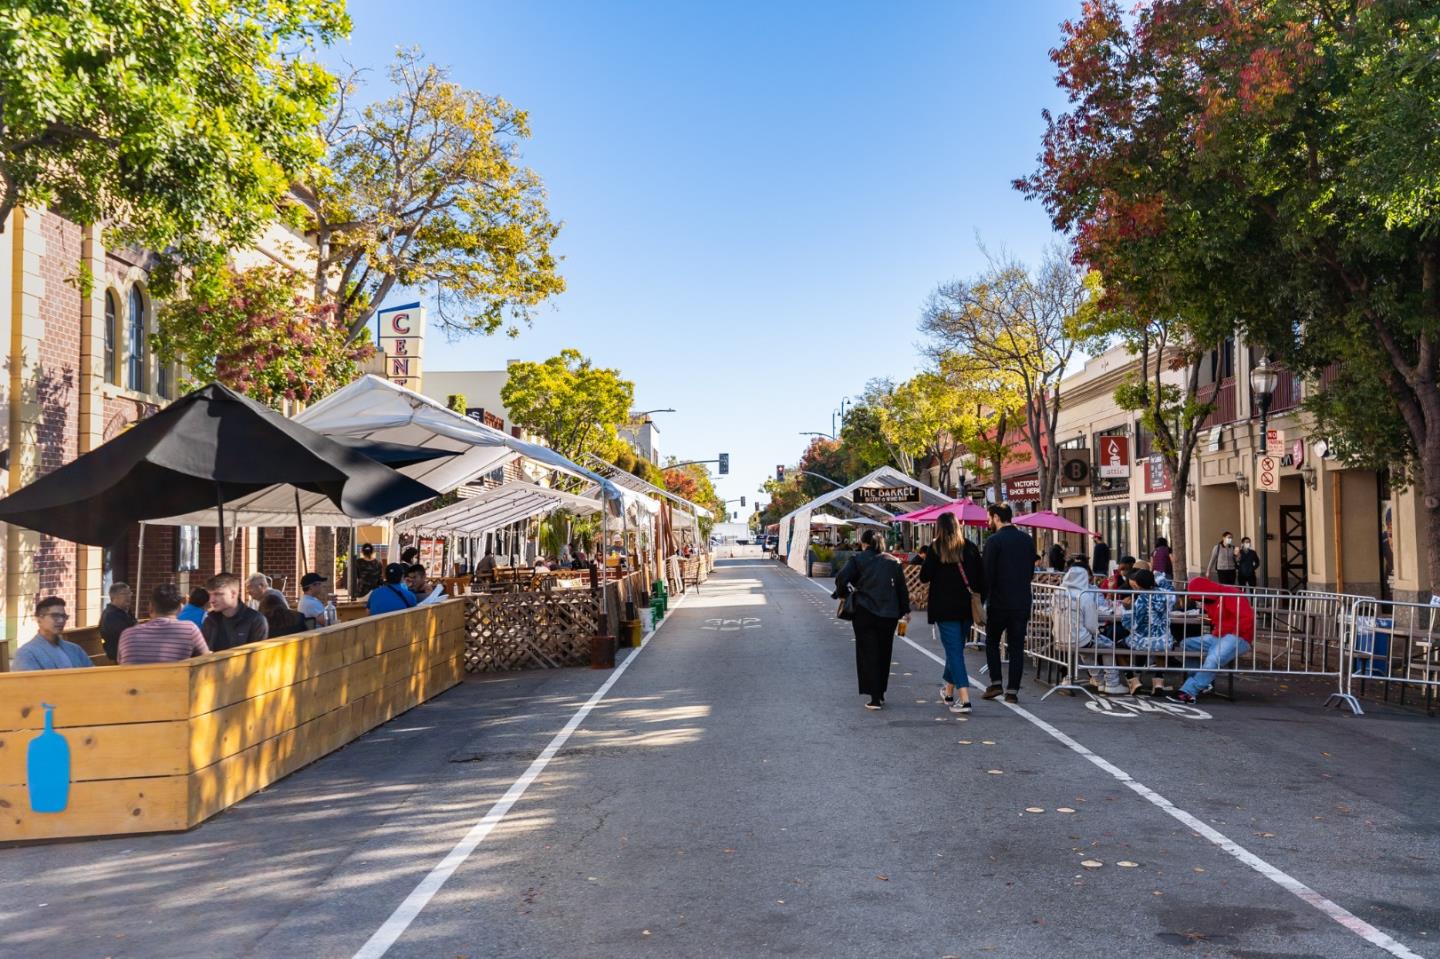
[1018, 0, 1440, 589]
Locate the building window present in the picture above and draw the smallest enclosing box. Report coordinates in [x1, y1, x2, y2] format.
[126, 286, 146, 392]
[104, 291, 119, 385]
[1094, 504, 1131, 558]
[1138, 501, 1172, 559]
[176, 525, 200, 572]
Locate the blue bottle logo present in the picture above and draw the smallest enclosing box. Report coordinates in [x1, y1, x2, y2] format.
[27, 702, 71, 814]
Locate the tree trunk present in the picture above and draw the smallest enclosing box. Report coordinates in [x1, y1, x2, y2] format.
[1420, 431, 1440, 600]
[1169, 478, 1189, 582]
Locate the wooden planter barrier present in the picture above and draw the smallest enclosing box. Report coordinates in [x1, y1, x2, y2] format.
[463, 590, 602, 673]
[0, 600, 465, 842]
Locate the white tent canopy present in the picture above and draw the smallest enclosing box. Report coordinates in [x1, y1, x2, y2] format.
[777, 466, 949, 573]
[579, 453, 713, 520]
[394, 483, 603, 535]
[145, 376, 624, 528]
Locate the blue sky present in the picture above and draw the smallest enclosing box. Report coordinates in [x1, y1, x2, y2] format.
[332, 0, 1076, 516]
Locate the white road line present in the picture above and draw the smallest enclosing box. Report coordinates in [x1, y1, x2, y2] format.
[351, 592, 691, 959]
[797, 570, 1423, 959]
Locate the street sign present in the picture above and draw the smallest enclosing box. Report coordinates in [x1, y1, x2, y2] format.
[1006, 477, 1041, 502]
[718, 453, 729, 475]
[854, 486, 920, 506]
[1061, 449, 1091, 487]
[1098, 435, 1130, 478]
[1256, 454, 1281, 493]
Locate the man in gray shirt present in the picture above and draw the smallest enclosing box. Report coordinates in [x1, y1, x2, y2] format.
[14, 597, 93, 671]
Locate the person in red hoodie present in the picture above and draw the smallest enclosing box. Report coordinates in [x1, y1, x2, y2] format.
[1170, 575, 1255, 703]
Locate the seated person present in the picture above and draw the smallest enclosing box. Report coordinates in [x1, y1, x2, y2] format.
[118, 584, 211, 664]
[405, 564, 446, 605]
[1171, 576, 1255, 704]
[202, 573, 270, 652]
[246, 573, 288, 610]
[13, 597, 91, 670]
[259, 592, 310, 637]
[178, 586, 209, 628]
[1052, 562, 1123, 694]
[1121, 568, 1177, 695]
[100, 581, 137, 662]
[297, 573, 331, 627]
[367, 563, 418, 614]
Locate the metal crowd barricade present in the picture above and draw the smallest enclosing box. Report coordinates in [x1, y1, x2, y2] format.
[1347, 597, 1440, 711]
[1043, 581, 1363, 714]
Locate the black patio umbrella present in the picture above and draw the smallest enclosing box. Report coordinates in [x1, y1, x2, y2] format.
[0, 383, 443, 546]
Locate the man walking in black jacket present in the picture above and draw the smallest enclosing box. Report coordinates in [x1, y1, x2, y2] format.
[981, 503, 1035, 703]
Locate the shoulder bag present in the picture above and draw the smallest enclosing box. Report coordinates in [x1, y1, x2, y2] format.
[957, 559, 985, 627]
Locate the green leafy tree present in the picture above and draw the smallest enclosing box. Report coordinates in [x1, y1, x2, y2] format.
[0, 0, 348, 286]
[155, 265, 373, 406]
[1017, 0, 1440, 584]
[305, 48, 565, 342]
[501, 349, 634, 466]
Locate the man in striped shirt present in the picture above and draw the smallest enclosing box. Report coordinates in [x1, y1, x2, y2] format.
[117, 583, 210, 665]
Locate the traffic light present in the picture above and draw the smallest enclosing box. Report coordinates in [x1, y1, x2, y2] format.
[776, 465, 785, 482]
[718, 452, 729, 474]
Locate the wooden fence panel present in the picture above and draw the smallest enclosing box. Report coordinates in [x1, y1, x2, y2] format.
[463, 591, 601, 672]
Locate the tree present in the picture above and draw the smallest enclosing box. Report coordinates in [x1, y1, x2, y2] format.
[663, 462, 724, 538]
[936, 352, 1026, 503]
[920, 247, 1089, 510]
[876, 372, 973, 495]
[1016, 0, 1440, 586]
[304, 48, 565, 342]
[154, 265, 373, 407]
[501, 349, 634, 465]
[0, 0, 347, 285]
[1073, 297, 1214, 579]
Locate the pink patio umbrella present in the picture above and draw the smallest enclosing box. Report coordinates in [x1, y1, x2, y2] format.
[894, 499, 990, 526]
[1013, 510, 1095, 536]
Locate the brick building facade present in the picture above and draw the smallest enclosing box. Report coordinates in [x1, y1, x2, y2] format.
[0, 207, 325, 655]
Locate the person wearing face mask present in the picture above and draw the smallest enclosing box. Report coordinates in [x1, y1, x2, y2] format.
[1205, 531, 1238, 585]
[1235, 536, 1260, 588]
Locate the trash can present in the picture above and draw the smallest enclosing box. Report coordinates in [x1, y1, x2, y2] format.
[589, 632, 617, 669]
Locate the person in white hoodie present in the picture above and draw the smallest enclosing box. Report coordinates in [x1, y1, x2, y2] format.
[1053, 562, 1126, 694]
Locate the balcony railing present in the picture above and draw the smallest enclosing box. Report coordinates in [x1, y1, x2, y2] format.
[1200, 379, 1236, 428]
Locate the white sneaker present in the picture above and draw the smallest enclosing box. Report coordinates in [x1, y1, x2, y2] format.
[1101, 683, 1128, 695]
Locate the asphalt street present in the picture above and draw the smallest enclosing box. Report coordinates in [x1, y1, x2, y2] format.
[2, 556, 1437, 959]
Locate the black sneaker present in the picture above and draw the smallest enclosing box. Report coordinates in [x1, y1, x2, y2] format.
[864, 698, 883, 710]
[981, 684, 1004, 700]
[1004, 692, 1019, 704]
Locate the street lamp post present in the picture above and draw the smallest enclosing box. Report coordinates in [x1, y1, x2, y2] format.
[1250, 356, 1279, 588]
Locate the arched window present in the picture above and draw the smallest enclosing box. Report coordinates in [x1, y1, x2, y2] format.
[103, 291, 118, 385]
[127, 286, 146, 392]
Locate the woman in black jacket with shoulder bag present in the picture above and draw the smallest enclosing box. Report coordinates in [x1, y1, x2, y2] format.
[834, 529, 911, 710]
[920, 512, 986, 713]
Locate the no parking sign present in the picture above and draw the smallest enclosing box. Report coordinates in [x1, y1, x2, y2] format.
[1256, 453, 1281, 493]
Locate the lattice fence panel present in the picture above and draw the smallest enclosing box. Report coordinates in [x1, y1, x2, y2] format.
[464, 591, 602, 672]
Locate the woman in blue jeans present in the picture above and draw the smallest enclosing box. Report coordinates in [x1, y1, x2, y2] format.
[920, 512, 986, 713]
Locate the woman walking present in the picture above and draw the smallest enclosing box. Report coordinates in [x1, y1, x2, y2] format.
[835, 529, 910, 710]
[1205, 531, 1238, 585]
[920, 513, 985, 713]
